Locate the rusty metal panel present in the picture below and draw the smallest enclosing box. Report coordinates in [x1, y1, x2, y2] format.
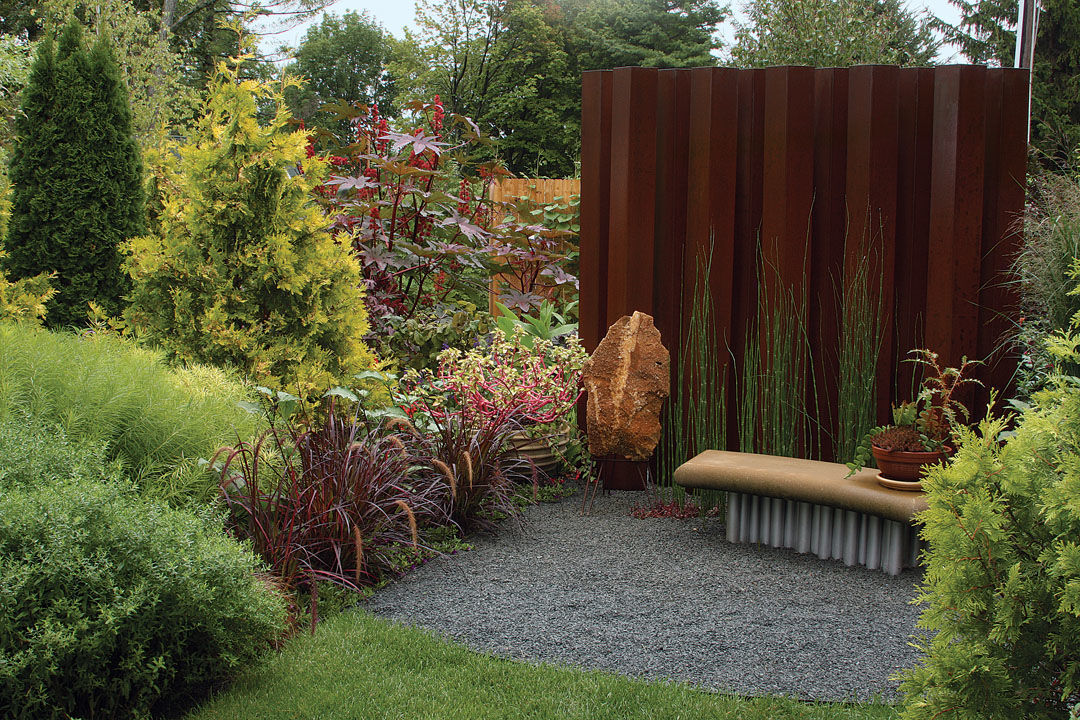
[683, 68, 739, 393]
[846, 65, 900, 424]
[728, 69, 766, 449]
[577, 64, 1027, 468]
[579, 71, 611, 354]
[606, 67, 658, 323]
[893, 67, 936, 401]
[603, 67, 658, 490]
[809, 67, 849, 459]
[761, 66, 815, 294]
[653, 69, 690, 371]
[979, 68, 1029, 398]
[927, 65, 987, 366]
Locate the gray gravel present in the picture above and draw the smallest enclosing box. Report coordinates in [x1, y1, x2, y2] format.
[363, 487, 925, 702]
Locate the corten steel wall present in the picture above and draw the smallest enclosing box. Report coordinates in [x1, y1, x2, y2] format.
[580, 65, 1028, 490]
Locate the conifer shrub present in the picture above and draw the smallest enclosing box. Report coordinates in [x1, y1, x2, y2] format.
[3, 20, 144, 328]
[125, 56, 376, 399]
[0, 421, 286, 720]
[900, 348, 1080, 716]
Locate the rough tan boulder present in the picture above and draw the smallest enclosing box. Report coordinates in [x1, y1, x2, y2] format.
[582, 312, 670, 461]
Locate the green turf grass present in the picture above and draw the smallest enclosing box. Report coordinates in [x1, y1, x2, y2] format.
[186, 609, 899, 720]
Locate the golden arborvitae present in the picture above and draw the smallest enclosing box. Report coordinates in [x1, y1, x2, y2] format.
[124, 53, 376, 398]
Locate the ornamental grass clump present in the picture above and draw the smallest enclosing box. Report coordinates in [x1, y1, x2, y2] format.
[657, 245, 726, 508]
[216, 400, 446, 602]
[0, 322, 257, 505]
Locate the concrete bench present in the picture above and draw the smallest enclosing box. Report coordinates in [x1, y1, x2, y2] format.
[673, 450, 928, 575]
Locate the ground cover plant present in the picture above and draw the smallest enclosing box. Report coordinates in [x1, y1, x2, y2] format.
[655, 246, 726, 511]
[0, 321, 256, 504]
[185, 609, 899, 720]
[0, 420, 286, 720]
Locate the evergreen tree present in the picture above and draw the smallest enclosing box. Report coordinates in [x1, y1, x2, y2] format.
[899, 327, 1080, 716]
[3, 20, 143, 327]
[562, 0, 726, 70]
[125, 58, 377, 398]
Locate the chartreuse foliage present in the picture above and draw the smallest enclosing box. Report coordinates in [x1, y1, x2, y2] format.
[0, 249, 54, 323]
[3, 20, 144, 328]
[0, 322, 256, 505]
[125, 56, 376, 399]
[0, 420, 286, 720]
[900, 347, 1080, 716]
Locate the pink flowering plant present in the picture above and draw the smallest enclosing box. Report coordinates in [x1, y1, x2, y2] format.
[305, 98, 577, 366]
[403, 328, 587, 438]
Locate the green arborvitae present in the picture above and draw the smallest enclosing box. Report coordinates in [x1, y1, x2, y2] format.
[3, 20, 144, 328]
[124, 58, 377, 398]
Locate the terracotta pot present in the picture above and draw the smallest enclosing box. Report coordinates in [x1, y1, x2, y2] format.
[871, 444, 949, 491]
[508, 429, 571, 480]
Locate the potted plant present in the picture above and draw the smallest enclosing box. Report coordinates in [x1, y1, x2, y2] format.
[847, 349, 983, 490]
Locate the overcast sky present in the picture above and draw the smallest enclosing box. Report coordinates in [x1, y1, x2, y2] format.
[269, 0, 973, 62]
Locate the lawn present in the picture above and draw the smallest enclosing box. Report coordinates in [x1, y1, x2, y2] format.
[187, 609, 899, 720]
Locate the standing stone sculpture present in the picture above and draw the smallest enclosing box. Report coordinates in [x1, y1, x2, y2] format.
[582, 311, 670, 461]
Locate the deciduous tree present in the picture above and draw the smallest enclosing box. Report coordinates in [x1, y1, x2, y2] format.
[284, 10, 398, 124]
[731, 0, 938, 67]
[394, 0, 726, 176]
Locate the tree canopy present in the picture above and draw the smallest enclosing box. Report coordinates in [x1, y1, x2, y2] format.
[561, 0, 726, 69]
[731, 0, 939, 67]
[389, 0, 726, 177]
[284, 10, 398, 124]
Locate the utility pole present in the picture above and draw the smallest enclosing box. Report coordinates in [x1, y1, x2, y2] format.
[1014, 0, 1040, 142]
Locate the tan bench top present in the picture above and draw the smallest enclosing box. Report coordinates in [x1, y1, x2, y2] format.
[673, 450, 928, 523]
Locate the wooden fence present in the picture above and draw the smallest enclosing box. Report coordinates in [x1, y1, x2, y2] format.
[489, 178, 580, 206]
[487, 178, 581, 314]
[580, 65, 1029, 488]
